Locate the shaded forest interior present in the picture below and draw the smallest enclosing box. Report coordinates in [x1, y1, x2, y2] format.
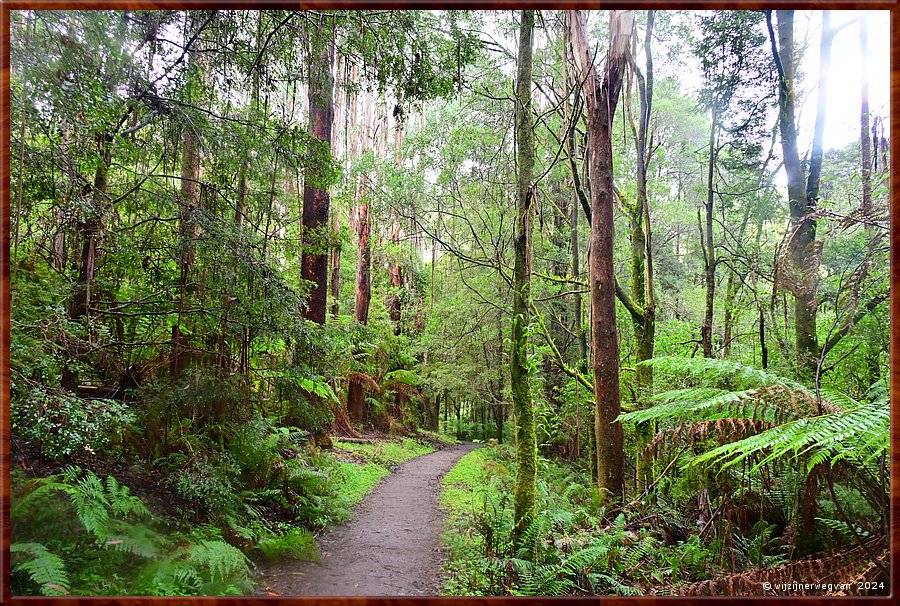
[9, 8, 890, 597]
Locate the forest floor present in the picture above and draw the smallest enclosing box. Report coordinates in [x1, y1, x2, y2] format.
[255, 441, 479, 596]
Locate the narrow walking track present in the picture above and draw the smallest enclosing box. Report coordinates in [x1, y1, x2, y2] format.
[256, 442, 478, 596]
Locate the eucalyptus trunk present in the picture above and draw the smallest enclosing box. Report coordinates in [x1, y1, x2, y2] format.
[511, 9, 536, 545]
[300, 16, 335, 325]
[768, 10, 833, 378]
[567, 8, 634, 506]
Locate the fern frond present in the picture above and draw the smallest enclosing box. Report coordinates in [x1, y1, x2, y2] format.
[675, 540, 885, 595]
[347, 371, 380, 393]
[103, 522, 163, 558]
[10, 542, 69, 596]
[692, 400, 889, 474]
[186, 540, 251, 584]
[645, 418, 776, 458]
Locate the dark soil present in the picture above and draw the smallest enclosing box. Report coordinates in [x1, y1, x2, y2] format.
[255, 441, 478, 596]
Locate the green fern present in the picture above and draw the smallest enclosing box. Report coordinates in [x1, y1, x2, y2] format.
[135, 539, 252, 596]
[256, 527, 320, 562]
[10, 542, 69, 596]
[693, 399, 888, 474]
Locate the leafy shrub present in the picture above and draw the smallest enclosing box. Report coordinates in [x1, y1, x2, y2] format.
[168, 452, 241, 520]
[11, 385, 134, 459]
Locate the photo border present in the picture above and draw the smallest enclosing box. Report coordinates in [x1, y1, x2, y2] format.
[0, 1, 896, 603]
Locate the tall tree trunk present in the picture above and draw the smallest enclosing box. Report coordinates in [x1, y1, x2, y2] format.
[567, 8, 633, 506]
[701, 108, 718, 358]
[571, 183, 587, 365]
[330, 213, 341, 319]
[629, 10, 656, 398]
[347, 91, 373, 423]
[172, 99, 200, 376]
[300, 15, 335, 325]
[768, 10, 833, 378]
[768, 9, 835, 554]
[388, 221, 402, 333]
[387, 109, 404, 333]
[628, 11, 657, 493]
[859, 15, 872, 224]
[63, 142, 109, 392]
[511, 9, 536, 545]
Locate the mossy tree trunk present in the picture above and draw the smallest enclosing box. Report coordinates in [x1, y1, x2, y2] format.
[511, 9, 536, 546]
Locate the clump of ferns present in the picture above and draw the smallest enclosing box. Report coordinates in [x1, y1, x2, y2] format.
[619, 358, 888, 569]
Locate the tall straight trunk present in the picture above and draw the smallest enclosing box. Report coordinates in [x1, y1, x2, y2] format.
[572, 185, 587, 365]
[300, 16, 335, 325]
[330, 213, 341, 319]
[630, 10, 656, 398]
[628, 11, 657, 493]
[567, 9, 633, 505]
[353, 198, 372, 325]
[511, 9, 536, 544]
[387, 113, 404, 333]
[353, 91, 373, 326]
[701, 109, 718, 358]
[172, 97, 201, 377]
[768, 10, 833, 378]
[347, 91, 373, 423]
[768, 9, 835, 554]
[328, 55, 343, 320]
[859, 16, 872, 222]
[388, 221, 402, 332]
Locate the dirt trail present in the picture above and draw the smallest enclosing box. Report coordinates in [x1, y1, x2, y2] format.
[256, 441, 478, 596]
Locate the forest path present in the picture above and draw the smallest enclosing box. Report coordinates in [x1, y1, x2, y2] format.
[256, 441, 478, 596]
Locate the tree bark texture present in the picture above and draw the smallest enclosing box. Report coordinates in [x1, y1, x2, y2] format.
[769, 10, 833, 377]
[701, 109, 717, 359]
[567, 8, 634, 505]
[511, 9, 536, 544]
[301, 17, 335, 325]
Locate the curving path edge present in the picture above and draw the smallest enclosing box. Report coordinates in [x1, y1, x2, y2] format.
[256, 441, 478, 596]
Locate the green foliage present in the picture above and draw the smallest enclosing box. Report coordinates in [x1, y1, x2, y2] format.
[440, 446, 661, 596]
[10, 542, 70, 596]
[333, 461, 389, 508]
[621, 357, 889, 477]
[694, 398, 888, 473]
[333, 438, 434, 466]
[11, 385, 135, 460]
[256, 527, 320, 562]
[10, 469, 253, 596]
[135, 538, 252, 596]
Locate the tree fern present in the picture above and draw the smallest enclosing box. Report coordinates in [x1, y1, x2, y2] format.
[693, 399, 889, 474]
